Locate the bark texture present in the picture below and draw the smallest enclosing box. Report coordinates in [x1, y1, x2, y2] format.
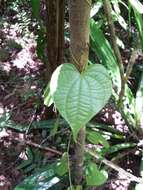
[46, 0, 65, 81]
[69, 0, 91, 72]
[69, 0, 91, 185]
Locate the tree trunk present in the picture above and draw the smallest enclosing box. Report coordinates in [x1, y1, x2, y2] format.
[46, 0, 65, 81]
[69, 0, 91, 185]
[44, 0, 65, 119]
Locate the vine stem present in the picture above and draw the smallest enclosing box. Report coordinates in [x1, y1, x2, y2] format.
[69, 0, 91, 185]
[103, 0, 125, 105]
[125, 49, 141, 82]
[67, 134, 73, 189]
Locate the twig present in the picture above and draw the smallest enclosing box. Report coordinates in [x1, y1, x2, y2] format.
[125, 49, 142, 82]
[14, 137, 62, 156]
[67, 134, 73, 189]
[86, 147, 143, 184]
[103, 0, 125, 105]
[40, 128, 69, 145]
[104, 147, 137, 173]
[26, 109, 37, 134]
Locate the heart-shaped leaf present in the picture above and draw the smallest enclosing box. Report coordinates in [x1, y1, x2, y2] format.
[56, 152, 68, 176]
[50, 63, 112, 139]
[85, 162, 108, 186]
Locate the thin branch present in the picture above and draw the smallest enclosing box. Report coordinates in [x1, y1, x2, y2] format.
[125, 50, 142, 82]
[86, 148, 143, 184]
[104, 147, 137, 173]
[14, 137, 62, 156]
[67, 134, 73, 189]
[103, 0, 125, 105]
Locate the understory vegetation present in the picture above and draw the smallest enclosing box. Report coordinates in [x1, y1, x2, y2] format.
[1, 0, 143, 190]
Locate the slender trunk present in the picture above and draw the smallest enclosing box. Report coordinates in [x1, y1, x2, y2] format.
[46, 0, 65, 81]
[57, 0, 65, 66]
[103, 0, 125, 105]
[69, 0, 91, 185]
[44, 0, 65, 119]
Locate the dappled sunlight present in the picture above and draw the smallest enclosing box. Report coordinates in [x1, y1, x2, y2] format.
[0, 4, 49, 188]
[0, 104, 4, 116]
[96, 104, 128, 133]
[1, 0, 143, 189]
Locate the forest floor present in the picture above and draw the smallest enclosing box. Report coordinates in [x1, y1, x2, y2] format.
[0, 2, 142, 190]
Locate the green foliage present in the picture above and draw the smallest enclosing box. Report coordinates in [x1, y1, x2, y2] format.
[85, 162, 108, 186]
[6, 39, 22, 51]
[17, 147, 44, 174]
[129, 0, 143, 14]
[67, 185, 82, 190]
[129, 0, 143, 51]
[90, 19, 121, 93]
[36, 28, 47, 61]
[2, 0, 143, 189]
[0, 48, 9, 62]
[111, 0, 127, 30]
[14, 163, 63, 190]
[87, 122, 125, 136]
[56, 152, 68, 176]
[102, 143, 136, 156]
[86, 130, 109, 148]
[49, 63, 112, 139]
[44, 83, 53, 107]
[90, 0, 102, 17]
[90, 18, 136, 127]
[0, 112, 62, 132]
[31, 0, 47, 62]
[135, 72, 143, 126]
[31, 0, 40, 19]
[134, 11, 143, 51]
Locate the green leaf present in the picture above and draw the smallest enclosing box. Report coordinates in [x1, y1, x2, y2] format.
[87, 122, 124, 136]
[56, 152, 68, 176]
[129, 0, 143, 14]
[44, 82, 53, 107]
[31, 0, 40, 19]
[85, 162, 108, 186]
[87, 130, 109, 148]
[75, 186, 82, 190]
[90, 19, 120, 90]
[14, 164, 61, 190]
[90, 19, 136, 127]
[32, 120, 58, 129]
[129, 0, 143, 51]
[136, 72, 143, 126]
[50, 64, 112, 139]
[67, 185, 82, 190]
[102, 143, 136, 156]
[111, 0, 127, 30]
[90, 1, 103, 17]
